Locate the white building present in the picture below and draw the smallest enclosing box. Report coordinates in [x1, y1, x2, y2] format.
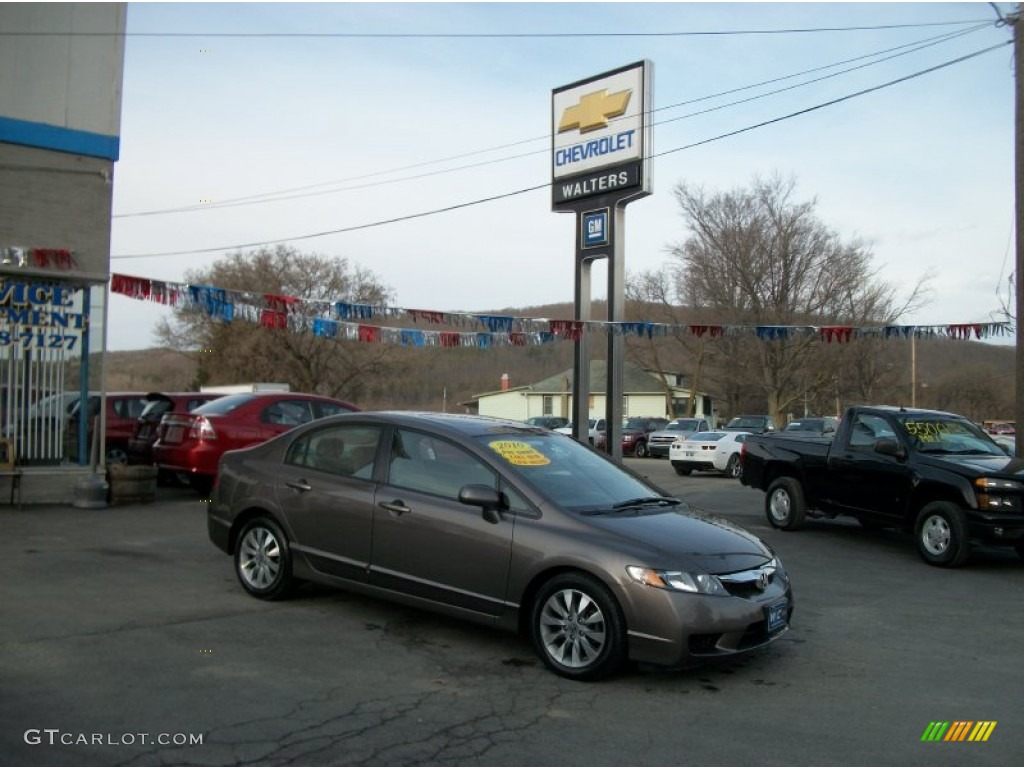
[467, 361, 716, 423]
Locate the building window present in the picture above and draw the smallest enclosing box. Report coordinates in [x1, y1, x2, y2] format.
[542, 395, 553, 416]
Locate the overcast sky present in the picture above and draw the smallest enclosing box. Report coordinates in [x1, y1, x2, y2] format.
[107, 1, 1015, 350]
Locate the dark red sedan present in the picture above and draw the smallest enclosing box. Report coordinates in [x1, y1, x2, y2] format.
[153, 392, 359, 493]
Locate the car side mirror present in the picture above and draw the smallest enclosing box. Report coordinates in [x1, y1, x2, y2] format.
[874, 437, 906, 460]
[458, 484, 504, 524]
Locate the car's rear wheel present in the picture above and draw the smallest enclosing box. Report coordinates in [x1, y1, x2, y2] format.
[234, 516, 296, 599]
[765, 477, 807, 530]
[634, 441, 648, 458]
[531, 572, 626, 681]
[915, 502, 970, 567]
[672, 464, 692, 476]
[725, 454, 741, 478]
[190, 475, 214, 496]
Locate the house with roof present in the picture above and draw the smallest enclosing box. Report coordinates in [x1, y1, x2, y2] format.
[464, 360, 716, 423]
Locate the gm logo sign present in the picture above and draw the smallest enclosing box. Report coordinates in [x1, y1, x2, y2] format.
[921, 721, 997, 742]
[582, 209, 609, 248]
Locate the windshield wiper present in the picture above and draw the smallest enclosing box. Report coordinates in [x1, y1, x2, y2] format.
[612, 496, 681, 510]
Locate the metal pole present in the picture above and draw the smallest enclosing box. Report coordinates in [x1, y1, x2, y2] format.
[1014, 5, 1024, 456]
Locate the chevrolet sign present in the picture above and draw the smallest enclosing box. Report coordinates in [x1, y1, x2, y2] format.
[551, 61, 651, 204]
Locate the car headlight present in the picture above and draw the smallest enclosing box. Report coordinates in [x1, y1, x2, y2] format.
[627, 566, 730, 596]
[974, 477, 1024, 511]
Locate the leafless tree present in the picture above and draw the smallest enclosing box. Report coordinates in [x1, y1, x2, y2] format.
[156, 245, 395, 402]
[668, 174, 929, 426]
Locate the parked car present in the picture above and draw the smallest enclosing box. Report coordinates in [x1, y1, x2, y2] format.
[153, 392, 359, 494]
[209, 411, 792, 680]
[740, 405, 1024, 567]
[127, 392, 225, 466]
[781, 416, 838, 437]
[723, 415, 776, 434]
[618, 416, 670, 457]
[670, 431, 750, 477]
[66, 392, 150, 465]
[555, 418, 606, 445]
[647, 417, 713, 458]
[524, 416, 569, 430]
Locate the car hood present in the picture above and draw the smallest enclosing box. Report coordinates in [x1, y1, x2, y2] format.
[919, 453, 1024, 477]
[581, 506, 773, 574]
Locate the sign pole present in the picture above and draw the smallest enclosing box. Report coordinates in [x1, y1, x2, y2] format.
[552, 60, 653, 459]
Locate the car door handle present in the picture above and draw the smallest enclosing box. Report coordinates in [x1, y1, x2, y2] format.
[378, 500, 411, 516]
[286, 479, 312, 492]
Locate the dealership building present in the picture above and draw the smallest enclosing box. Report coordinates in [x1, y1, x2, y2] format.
[0, 4, 126, 503]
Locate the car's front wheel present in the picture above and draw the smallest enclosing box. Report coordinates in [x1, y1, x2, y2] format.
[915, 502, 970, 567]
[531, 572, 626, 681]
[234, 516, 296, 599]
[765, 477, 807, 530]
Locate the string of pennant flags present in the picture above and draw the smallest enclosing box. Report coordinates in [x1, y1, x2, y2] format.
[110, 272, 1013, 348]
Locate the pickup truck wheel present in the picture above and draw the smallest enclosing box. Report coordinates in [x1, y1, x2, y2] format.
[765, 477, 807, 530]
[725, 454, 741, 478]
[635, 441, 649, 458]
[915, 502, 970, 567]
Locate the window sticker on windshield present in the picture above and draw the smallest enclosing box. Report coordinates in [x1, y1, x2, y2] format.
[904, 421, 954, 442]
[489, 440, 551, 466]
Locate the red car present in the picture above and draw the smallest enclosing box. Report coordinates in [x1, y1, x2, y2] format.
[152, 392, 359, 493]
[127, 392, 225, 467]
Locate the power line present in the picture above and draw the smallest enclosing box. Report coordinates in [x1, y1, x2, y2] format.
[113, 24, 990, 219]
[110, 39, 1011, 261]
[0, 21, 993, 39]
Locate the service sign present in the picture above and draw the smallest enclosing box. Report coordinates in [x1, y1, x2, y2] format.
[552, 61, 651, 207]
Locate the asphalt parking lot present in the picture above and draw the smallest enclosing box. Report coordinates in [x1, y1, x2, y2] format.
[1, 458, 1021, 766]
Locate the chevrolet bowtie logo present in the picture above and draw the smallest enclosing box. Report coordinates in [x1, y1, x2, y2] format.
[558, 89, 632, 134]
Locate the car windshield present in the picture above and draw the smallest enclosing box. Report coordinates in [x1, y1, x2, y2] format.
[897, 416, 1006, 457]
[476, 432, 676, 514]
[671, 419, 701, 431]
[785, 420, 821, 431]
[728, 417, 764, 428]
[688, 431, 725, 441]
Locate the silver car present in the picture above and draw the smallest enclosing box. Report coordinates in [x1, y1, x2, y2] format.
[208, 412, 793, 680]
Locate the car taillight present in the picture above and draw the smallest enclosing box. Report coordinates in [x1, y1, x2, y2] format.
[188, 416, 217, 440]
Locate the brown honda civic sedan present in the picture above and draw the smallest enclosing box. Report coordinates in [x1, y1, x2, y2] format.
[208, 412, 793, 680]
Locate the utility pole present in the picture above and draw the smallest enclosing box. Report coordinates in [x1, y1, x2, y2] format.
[1014, 4, 1024, 456]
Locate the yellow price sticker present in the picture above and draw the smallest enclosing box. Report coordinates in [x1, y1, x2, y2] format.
[489, 440, 550, 466]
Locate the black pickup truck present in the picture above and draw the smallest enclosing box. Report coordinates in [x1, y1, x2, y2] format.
[740, 405, 1024, 567]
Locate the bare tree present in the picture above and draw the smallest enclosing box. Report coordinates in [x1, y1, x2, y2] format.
[668, 174, 928, 426]
[156, 245, 395, 402]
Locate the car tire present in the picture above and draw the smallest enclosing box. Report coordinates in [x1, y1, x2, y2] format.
[765, 477, 807, 530]
[673, 464, 692, 476]
[634, 440, 648, 458]
[915, 502, 971, 567]
[531, 572, 627, 681]
[234, 516, 296, 600]
[1015, 542, 1024, 561]
[725, 454, 741, 478]
[190, 475, 214, 496]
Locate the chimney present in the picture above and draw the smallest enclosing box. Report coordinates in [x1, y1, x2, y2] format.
[501, 373, 510, 391]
